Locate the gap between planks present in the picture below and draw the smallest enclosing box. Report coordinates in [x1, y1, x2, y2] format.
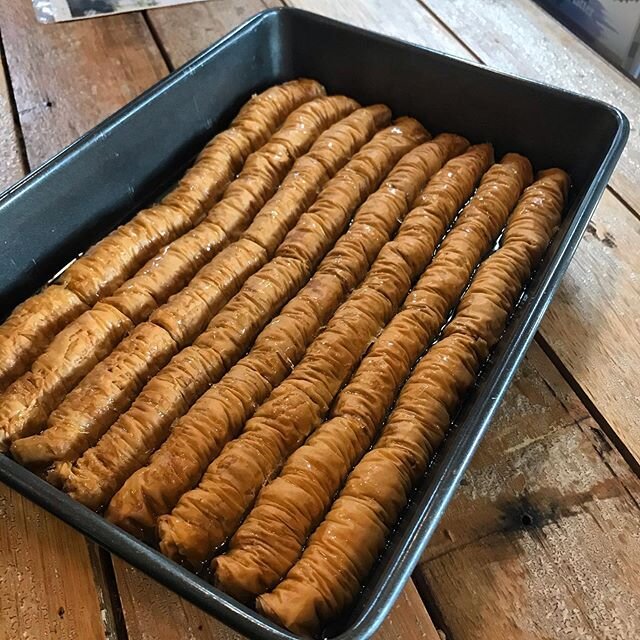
[416, 342, 640, 639]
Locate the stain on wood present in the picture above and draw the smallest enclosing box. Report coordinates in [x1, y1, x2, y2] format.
[0, 0, 167, 168]
[417, 343, 640, 639]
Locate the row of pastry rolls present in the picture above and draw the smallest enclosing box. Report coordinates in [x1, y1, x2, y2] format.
[107, 132, 472, 540]
[11, 102, 389, 468]
[1, 91, 358, 451]
[256, 167, 570, 636]
[153, 143, 506, 568]
[56, 118, 432, 511]
[0, 79, 324, 393]
[211, 152, 533, 602]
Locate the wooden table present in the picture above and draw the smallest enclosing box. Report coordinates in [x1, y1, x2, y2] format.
[0, 1, 638, 639]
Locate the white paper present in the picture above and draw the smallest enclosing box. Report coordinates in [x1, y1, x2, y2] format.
[33, 0, 207, 23]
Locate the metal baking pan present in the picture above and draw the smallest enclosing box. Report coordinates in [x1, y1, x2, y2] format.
[0, 7, 628, 640]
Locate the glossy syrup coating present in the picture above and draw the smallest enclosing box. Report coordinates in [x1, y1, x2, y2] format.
[64, 119, 428, 512]
[59, 78, 327, 305]
[10, 98, 369, 472]
[0, 302, 133, 450]
[156, 132, 480, 569]
[213, 147, 533, 604]
[256, 168, 569, 636]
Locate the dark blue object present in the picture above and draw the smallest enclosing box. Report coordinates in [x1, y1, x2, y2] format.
[0, 8, 629, 640]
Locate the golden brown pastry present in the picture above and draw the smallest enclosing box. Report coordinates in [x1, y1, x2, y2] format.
[10, 323, 177, 472]
[155, 139, 492, 569]
[58, 79, 325, 305]
[150, 104, 390, 344]
[108, 134, 466, 540]
[0, 81, 323, 396]
[102, 95, 359, 323]
[255, 168, 570, 636]
[0, 95, 354, 456]
[0, 286, 87, 393]
[10, 106, 387, 474]
[0, 303, 133, 450]
[211, 148, 530, 602]
[63, 120, 430, 511]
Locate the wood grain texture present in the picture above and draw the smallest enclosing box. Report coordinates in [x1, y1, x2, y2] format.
[0, 13, 115, 638]
[540, 191, 640, 465]
[0, 0, 167, 168]
[0, 485, 108, 640]
[423, 0, 640, 214]
[419, 0, 640, 467]
[417, 342, 640, 640]
[0, 3, 172, 639]
[0, 2, 637, 639]
[147, 0, 281, 68]
[0, 54, 25, 189]
[286, 0, 471, 58]
[113, 559, 442, 640]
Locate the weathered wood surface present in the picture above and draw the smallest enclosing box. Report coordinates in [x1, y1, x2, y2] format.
[114, 559, 441, 640]
[417, 343, 640, 639]
[0, 0, 167, 168]
[148, 0, 280, 68]
[420, 0, 640, 467]
[424, 0, 640, 214]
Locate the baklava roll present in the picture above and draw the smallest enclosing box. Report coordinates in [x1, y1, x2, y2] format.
[0, 303, 133, 449]
[256, 168, 569, 636]
[64, 120, 429, 511]
[11, 323, 177, 472]
[59, 79, 325, 304]
[156, 143, 494, 569]
[0, 286, 87, 393]
[212, 147, 527, 601]
[102, 95, 358, 324]
[151, 105, 390, 344]
[14, 107, 386, 474]
[109, 134, 465, 538]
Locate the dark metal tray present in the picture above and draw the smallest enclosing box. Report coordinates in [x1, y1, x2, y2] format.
[0, 8, 628, 640]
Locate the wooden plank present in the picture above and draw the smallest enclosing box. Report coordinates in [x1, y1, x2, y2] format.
[423, 0, 640, 214]
[0, 14, 118, 639]
[114, 559, 244, 640]
[147, 0, 281, 69]
[0, 0, 167, 168]
[540, 190, 640, 465]
[416, 342, 640, 640]
[113, 559, 442, 640]
[0, 54, 25, 189]
[0, 485, 108, 640]
[413, 0, 640, 466]
[286, 0, 471, 59]
[378, 581, 442, 640]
